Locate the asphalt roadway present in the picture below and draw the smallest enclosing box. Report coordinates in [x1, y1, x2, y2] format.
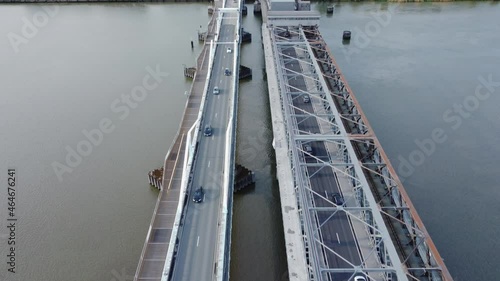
[282, 47, 362, 281]
[170, 9, 237, 281]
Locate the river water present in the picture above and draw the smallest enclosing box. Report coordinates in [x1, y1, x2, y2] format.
[0, 2, 499, 281]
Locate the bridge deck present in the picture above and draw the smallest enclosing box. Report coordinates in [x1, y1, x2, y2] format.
[135, 8, 218, 281]
[263, 18, 453, 281]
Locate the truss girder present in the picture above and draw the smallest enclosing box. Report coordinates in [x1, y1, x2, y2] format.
[271, 24, 451, 281]
[270, 26, 424, 281]
[298, 26, 411, 280]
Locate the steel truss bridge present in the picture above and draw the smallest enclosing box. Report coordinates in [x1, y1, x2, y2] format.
[263, 19, 453, 281]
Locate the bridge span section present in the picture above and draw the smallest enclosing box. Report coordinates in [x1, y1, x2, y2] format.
[134, 0, 242, 280]
[262, 12, 453, 281]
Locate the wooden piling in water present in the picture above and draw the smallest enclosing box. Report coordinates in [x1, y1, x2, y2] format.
[148, 167, 164, 190]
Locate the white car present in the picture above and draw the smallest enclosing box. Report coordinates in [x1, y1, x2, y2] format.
[213, 87, 220, 95]
[227, 47, 232, 53]
[354, 276, 367, 281]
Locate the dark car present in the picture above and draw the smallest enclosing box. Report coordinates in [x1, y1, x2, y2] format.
[224, 68, 231, 76]
[204, 125, 212, 137]
[343, 30, 351, 40]
[303, 94, 310, 103]
[193, 186, 204, 203]
[303, 144, 313, 154]
[332, 192, 344, 206]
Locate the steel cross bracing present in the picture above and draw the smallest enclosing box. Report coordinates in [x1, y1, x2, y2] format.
[301, 26, 452, 281]
[275, 45, 369, 134]
[270, 23, 452, 281]
[272, 25, 399, 281]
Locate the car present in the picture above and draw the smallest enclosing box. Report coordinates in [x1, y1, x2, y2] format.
[354, 276, 366, 281]
[343, 30, 352, 41]
[213, 86, 220, 95]
[193, 186, 204, 203]
[332, 192, 345, 206]
[224, 68, 231, 76]
[227, 47, 232, 53]
[303, 94, 310, 103]
[204, 125, 212, 136]
[303, 144, 313, 154]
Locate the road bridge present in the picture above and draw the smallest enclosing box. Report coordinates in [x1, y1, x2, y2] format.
[262, 7, 454, 281]
[134, 0, 241, 280]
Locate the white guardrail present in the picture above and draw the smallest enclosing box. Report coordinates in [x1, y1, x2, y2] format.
[161, 121, 194, 281]
[160, 11, 222, 281]
[134, 131, 182, 281]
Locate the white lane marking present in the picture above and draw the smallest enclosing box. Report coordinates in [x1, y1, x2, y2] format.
[324, 190, 328, 198]
[218, 95, 220, 100]
[215, 113, 218, 118]
[220, 79, 222, 83]
[224, 55, 226, 59]
[212, 135, 214, 140]
[208, 160, 211, 167]
[197, 236, 200, 247]
[336, 233, 340, 244]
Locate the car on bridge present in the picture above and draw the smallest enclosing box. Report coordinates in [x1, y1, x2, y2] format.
[204, 125, 212, 137]
[303, 143, 313, 154]
[303, 94, 310, 103]
[213, 87, 220, 95]
[193, 186, 204, 203]
[224, 68, 231, 76]
[332, 192, 345, 206]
